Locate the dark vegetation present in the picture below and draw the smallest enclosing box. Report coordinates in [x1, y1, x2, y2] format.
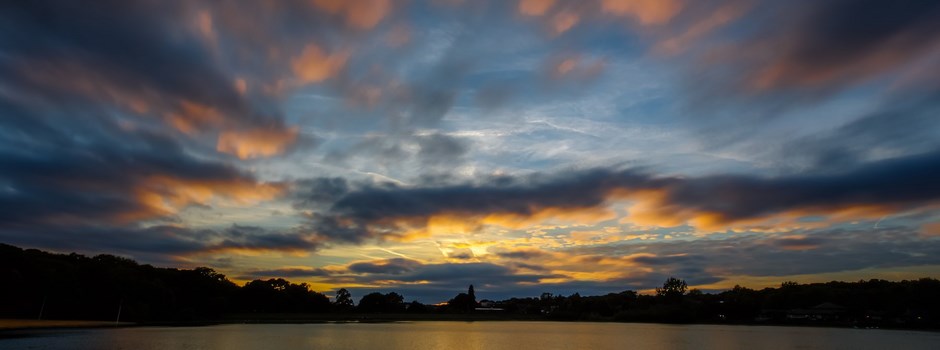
[2, 244, 938, 329]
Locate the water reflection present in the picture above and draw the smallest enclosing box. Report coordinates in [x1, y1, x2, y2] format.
[3, 322, 939, 350]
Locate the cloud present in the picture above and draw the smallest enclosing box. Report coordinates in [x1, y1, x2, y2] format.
[416, 133, 469, 164]
[297, 148, 940, 241]
[0, 116, 283, 227]
[291, 44, 350, 84]
[323, 132, 470, 171]
[348, 258, 423, 275]
[677, 0, 940, 107]
[332, 258, 556, 300]
[744, 1, 940, 91]
[570, 225, 940, 279]
[519, 0, 556, 17]
[312, 0, 394, 30]
[493, 248, 550, 260]
[216, 126, 301, 160]
[206, 225, 323, 255]
[0, 224, 322, 264]
[775, 88, 940, 170]
[0, 2, 305, 160]
[600, 0, 683, 25]
[545, 54, 606, 81]
[236, 267, 333, 280]
[922, 222, 940, 238]
[328, 223, 940, 302]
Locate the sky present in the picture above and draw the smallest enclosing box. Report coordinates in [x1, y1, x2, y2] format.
[1, 0, 940, 303]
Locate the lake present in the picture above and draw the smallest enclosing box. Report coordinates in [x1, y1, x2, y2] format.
[3, 322, 939, 350]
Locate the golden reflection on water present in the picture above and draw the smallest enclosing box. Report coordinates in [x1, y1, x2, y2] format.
[3, 322, 939, 350]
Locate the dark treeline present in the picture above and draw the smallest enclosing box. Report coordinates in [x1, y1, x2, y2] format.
[2, 244, 938, 329]
[0, 244, 327, 321]
[495, 277, 939, 329]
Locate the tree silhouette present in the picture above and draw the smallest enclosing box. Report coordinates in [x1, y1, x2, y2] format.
[656, 277, 688, 300]
[448, 293, 475, 312]
[357, 292, 405, 313]
[3, 243, 940, 328]
[334, 288, 354, 310]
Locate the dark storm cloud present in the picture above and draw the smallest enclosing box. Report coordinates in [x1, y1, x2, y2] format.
[0, 1, 289, 132]
[0, 1, 363, 259]
[326, 169, 648, 221]
[210, 225, 322, 253]
[0, 90, 292, 258]
[749, 0, 940, 91]
[658, 149, 940, 223]
[0, 224, 322, 265]
[0, 115, 280, 227]
[679, 1, 940, 150]
[296, 169, 658, 242]
[299, 148, 940, 240]
[684, 1, 940, 96]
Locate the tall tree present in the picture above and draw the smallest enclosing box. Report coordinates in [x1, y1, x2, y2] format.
[656, 277, 688, 300]
[334, 288, 354, 310]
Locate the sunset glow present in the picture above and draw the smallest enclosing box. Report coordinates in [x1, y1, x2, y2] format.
[2, 0, 939, 303]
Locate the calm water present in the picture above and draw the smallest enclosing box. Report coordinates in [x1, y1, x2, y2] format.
[3, 322, 939, 350]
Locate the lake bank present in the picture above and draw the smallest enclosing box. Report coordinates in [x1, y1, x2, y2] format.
[4, 314, 936, 331]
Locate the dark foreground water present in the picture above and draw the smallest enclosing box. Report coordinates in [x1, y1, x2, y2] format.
[3, 322, 939, 350]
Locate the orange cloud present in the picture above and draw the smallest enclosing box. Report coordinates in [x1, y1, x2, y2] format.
[234, 78, 248, 95]
[194, 10, 216, 47]
[555, 58, 578, 76]
[519, 0, 556, 16]
[216, 126, 300, 159]
[164, 100, 226, 134]
[312, 0, 392, 30]
[619, 187, 911, 233]
[601, 0, 683, 25]
[122, 175, 284, 223]
[748, 45, 919, 91]
[291, 44, 350, 84]
[343, 204, 619, 243]
[922, 222, 940, 238]
[551, 10, 580, 34]
[547, 55, 606, 80]
[656, 1, 749, 55]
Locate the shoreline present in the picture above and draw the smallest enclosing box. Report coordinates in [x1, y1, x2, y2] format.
[3, 316, 936, 334]
[0, 319, 134, 336]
